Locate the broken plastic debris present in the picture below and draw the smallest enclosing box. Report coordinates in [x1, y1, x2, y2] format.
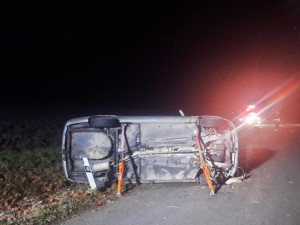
[225, 177, 243, 185]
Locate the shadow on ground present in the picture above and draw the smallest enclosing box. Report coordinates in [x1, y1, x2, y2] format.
[238, 148, 276, 173]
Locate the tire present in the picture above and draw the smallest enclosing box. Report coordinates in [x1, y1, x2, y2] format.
[88, 116, 120, 128]
[200, 117, 228, 130]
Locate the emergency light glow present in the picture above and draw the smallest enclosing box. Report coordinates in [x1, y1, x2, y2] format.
[246, 105, 255, 111]
[245, 113, 261, 124]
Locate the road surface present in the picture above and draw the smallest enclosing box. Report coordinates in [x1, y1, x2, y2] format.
[61, 125, 300, 225]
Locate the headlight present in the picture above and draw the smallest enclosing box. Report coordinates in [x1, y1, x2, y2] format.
[246, 113, 261, 124]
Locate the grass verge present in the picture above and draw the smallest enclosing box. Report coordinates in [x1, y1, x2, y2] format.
[0, 148, 117, 225]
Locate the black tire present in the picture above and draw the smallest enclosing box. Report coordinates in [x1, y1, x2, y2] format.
[89, 116, 121, 128]
[200, 117, 228, 130]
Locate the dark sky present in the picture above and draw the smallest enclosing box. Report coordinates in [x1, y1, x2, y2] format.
[1, 0, 300, 117]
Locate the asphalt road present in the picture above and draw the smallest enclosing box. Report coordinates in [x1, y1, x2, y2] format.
[61, 125, 300, 225]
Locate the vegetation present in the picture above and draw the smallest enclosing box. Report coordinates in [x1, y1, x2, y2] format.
[0, 107, 120, 225]
[0, 148, 117, 224]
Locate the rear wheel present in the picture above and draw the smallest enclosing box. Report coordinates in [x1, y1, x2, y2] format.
[89, 116, 120, 128]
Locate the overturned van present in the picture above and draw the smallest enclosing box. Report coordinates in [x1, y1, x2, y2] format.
[61, 115, 239, 193]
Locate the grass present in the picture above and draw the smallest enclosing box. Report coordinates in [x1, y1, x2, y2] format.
[0, 150, 59, 171]
[0, 106, 122, 224]
[0, 148, 117, 225]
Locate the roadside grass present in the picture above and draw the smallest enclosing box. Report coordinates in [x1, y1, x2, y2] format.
[0, 148, 117, 225]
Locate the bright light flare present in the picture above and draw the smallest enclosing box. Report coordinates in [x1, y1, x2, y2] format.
[245, 113, 261, 124]
[233, 74, 300, 133]
[246, 105, 255, 111]
[254, 76, 300, 118]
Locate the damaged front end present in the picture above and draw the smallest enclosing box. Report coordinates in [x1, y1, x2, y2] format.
[61, 115, 238, 193]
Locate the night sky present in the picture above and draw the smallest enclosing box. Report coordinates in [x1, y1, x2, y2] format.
[1, 0, 300, 119]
